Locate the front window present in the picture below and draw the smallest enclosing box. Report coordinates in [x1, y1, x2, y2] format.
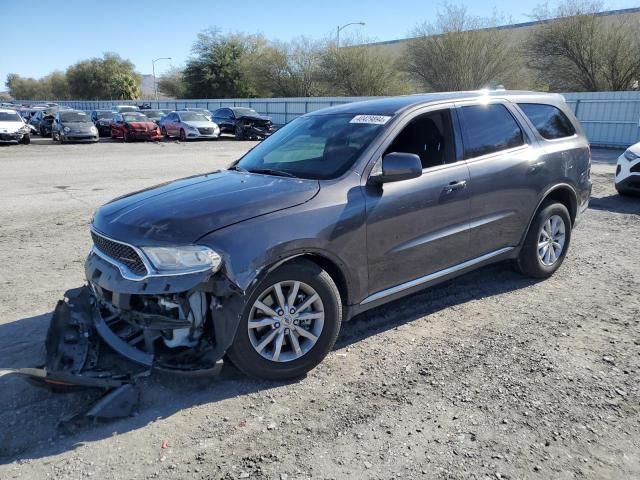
[145, 110, 165, 120]
[235, 114, 387, 180]
[118, 106, 139, 113]
[123, 114, 149, 122]
[179, 112, 207, 122]
[96, 111, 112, 119]
[59, 111, 92, 123]
[0, 112, 23, 122]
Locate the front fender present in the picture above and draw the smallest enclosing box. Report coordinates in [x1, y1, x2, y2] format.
[198, 180, 368, 304]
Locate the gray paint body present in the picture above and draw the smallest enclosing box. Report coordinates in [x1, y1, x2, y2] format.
[90, 90, 591, 321]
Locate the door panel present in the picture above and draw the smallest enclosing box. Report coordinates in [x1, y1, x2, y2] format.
[364, 162, 471, 295]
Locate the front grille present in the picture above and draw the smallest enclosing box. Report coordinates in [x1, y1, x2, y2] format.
[91, 231, 148, 276]
[631, 163, 640, 173]
[0, 133, 17, 140]
[198, 127, 213, 134]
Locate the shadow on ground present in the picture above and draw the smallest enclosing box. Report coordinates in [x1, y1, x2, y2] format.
[0, 262, 536, 464]
[590, 193, 640, 215]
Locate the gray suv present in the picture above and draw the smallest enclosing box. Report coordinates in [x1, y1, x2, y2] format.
[39, 91, 592, 386]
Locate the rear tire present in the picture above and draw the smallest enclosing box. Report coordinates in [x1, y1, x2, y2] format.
[227, 260, 342, 380]
[518, 202, 571, 279]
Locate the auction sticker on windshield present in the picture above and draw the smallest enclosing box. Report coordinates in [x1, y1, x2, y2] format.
[350, 115, 392, 125]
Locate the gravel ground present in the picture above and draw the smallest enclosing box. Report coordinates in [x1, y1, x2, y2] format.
[0, 138, 638, 480]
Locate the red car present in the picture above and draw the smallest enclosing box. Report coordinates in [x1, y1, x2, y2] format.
[110, 112, 162, 142]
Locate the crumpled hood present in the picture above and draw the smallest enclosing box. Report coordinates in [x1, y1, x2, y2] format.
[92, 170, 320, 246]
[127, 121, 158, 130]
[0, 121, 26, 133]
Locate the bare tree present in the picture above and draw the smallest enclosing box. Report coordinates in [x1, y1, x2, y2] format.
[402, 4, 522, 91]
[320, 37, 409, 96]
[526, 0, 640, 91]
[246, 37, 325, 97]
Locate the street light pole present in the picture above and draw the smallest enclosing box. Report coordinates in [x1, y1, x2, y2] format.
[336, 22, 365, 49]
[152, 57, 172, 101]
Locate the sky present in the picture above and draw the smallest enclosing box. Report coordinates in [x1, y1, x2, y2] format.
[1, 0, 639, 86]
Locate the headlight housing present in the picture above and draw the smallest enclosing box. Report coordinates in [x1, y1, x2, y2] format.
[142, 246, 222, 274]
[624, 149, 639, 161]
[63, 126, 70, 133]
[90, 125, 98, 134]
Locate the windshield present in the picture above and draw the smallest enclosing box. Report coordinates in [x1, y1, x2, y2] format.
[60, 111, 91, 123]
[96, 110, 112, 119]
[179, 112, 207, 122]
[123, 114, 149, 122]
[117, 106, 139, 113]
[0, 112, 23, 122]
[232, 108, 260, 118]
[235, 114, 386, 180]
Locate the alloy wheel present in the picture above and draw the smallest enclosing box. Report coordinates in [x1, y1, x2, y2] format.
[248, 280, 325, 363]
[537, 214, 566, 266]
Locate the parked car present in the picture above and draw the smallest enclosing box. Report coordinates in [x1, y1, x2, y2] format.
[143, 109, 171, 125]
[160, 111, 220, 140]
[185, 107, 213, 121]
[29, 109, 56, 137]
[51, 110, 99, 144]
[110, 112, 162, 142]
[32, 90, 591, 391]
[211, 107, 273, 140]
[91, 110, 115, 136]
[615, 142, 640, 196]
[111, 105, 140, 114]
[0, 109, 34, 144]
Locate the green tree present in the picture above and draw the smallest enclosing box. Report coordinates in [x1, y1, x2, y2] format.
[5, 74, 49, 99]
[158, 67, 188, 98]
[66, 53, 141, 99]
[110, 73, 140, 100]
[403, 4, 523, 91]
[184, 29, 262, 98]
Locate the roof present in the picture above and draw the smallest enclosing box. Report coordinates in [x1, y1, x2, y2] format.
[308, 90, 565, 116]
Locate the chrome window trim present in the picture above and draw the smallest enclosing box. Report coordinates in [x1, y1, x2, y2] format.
[90, 228, 213, 282]
[360, 247, 514, 305]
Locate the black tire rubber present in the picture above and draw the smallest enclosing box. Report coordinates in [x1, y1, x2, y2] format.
[161, 126, 168, 138]
[234, 124, 244, 140]
[21, 134, 30, 145]
[179, 129, 186, 141]
[517, 202, 572, 279]
[226, 260, 342, 380]
[58, 133, 64, 145]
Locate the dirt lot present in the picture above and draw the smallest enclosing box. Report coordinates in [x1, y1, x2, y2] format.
[0, 138, 638, 480]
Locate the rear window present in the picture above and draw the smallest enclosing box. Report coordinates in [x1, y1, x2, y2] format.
[460, 104, 525, 158]
[518, 103, 576, 140]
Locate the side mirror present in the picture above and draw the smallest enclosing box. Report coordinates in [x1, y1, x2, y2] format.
[370, 152, 422, 184]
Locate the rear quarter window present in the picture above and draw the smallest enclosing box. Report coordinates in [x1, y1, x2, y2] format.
[460, 104, 525, 158]
[518, 103, 576, 140]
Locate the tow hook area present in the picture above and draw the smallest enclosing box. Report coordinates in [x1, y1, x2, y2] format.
[5, 286, 224, 430]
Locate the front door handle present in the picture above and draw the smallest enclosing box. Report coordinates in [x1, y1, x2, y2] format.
[528, 161, 545, 173]
[442, 180, 467, 194]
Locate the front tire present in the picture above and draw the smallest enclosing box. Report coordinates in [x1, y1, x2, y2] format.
[20, 134, 31, 145]
[518, 202, 572, 279]
[227, 260, 342, 380]
[234, 124, 244, 140]
[179, 129, 186, 141]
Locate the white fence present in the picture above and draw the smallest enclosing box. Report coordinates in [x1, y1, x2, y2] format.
[16, 92, 640, 148]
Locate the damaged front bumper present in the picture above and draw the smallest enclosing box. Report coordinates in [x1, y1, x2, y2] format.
[11, 251, 246, 423]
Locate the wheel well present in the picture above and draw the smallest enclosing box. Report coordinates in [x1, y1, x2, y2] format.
[542, 186, 577, 224]
[277, 254, 350, 306]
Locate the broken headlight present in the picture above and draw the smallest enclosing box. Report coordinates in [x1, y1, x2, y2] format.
[624, 149, 639, 161]
[142, 246, 222, 274]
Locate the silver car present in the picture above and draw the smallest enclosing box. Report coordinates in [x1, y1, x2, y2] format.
[160, 111, 220, 141]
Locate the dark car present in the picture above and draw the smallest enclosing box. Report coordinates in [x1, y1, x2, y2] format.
[31, 91, 591, 389]
[110, 112, 162, 142]
[51, 110, 99, 144]
[91, 109, 115, 136]
[211, 107, 273, 140]
[29, 110, 56, 137]
[143, 109, 171, 125]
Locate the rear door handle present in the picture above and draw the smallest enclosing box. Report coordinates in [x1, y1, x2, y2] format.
[442, 180, 467, 194]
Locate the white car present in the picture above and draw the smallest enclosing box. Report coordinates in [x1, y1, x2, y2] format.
[160, 111, 220, 141]
[0, 108, 35, 144]
[615, 142, 640, 196]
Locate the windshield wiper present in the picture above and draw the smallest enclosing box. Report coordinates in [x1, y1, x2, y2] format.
[228, 165, 248, 172]
[245, 168, 298, 178]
